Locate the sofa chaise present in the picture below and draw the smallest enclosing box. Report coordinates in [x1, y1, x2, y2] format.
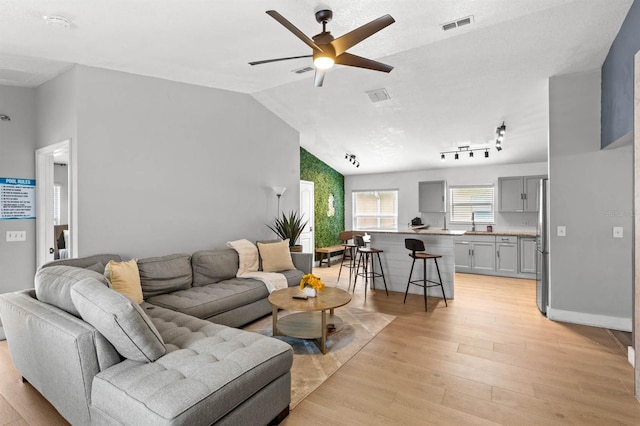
[0, 242, 312, 425]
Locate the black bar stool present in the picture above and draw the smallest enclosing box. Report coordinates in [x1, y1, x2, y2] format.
[404, 238, 448, 311]
[337, 231, 363, 287]
[353, 235, 389, 297]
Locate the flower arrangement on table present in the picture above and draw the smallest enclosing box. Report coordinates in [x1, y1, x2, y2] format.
[299, 273, 325, 297]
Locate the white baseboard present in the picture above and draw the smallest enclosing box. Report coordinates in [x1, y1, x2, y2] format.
[628, 346, 635, 367]
[546, 308, 632, 332]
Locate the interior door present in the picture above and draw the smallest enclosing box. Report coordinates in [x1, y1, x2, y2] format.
[36, 140, 74, 267]
[299, 180, 314, 253]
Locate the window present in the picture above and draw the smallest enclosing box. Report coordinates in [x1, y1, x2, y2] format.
[53, 184, 61, 225]
[450, 185, 494, 223]
[352, 190, 398, 231]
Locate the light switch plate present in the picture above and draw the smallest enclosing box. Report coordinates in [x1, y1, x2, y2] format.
[6, 231, 26, 242]
[557, 226, 566, 237]
[613, 227, 623, 238]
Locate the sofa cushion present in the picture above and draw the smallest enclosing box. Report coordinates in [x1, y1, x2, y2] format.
[104, 259, 144, 304]
[147, 278, 268, 320]
[280, 268, 304, 287]
[191, 249, 239, 286]
[71, 278, 166, 362]
[257, 239, 296, 272]
[35, 265, 111, 317]
[90, 304, 292, 425]
[138, 254, 192, 299]
[40, 253, 122, 270]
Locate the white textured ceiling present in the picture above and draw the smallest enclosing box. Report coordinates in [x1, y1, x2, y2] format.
[0, 0, 633, 175]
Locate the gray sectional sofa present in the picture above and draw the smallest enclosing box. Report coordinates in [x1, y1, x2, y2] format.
[0, 247, 312, 425]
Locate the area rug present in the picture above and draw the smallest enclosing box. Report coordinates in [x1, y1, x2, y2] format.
[243, 307, 395, 408]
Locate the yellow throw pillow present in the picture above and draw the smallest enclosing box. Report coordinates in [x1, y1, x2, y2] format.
[104, 259, 143, 304]
[257, 239, 296, 272]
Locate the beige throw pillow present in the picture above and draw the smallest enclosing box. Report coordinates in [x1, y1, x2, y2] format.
[104, 259, 144, 304]
[258, 239, 296, 272]
[227, 239, 260, 274]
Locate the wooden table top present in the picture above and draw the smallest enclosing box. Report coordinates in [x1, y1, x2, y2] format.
[269, 286, 352, 312]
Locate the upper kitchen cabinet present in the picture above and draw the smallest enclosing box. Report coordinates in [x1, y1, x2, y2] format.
[498, 175, 546, 212]
[418, 180, 446, 213]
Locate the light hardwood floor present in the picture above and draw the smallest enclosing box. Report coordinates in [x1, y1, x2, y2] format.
[1, 265, 639, 425]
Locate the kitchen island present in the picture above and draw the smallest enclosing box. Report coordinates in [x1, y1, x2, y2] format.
[366, 229, 465, 300]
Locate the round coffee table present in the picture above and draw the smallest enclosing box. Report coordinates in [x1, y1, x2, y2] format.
[268, 286, 352, 354]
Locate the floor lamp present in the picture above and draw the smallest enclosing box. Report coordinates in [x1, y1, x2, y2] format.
[273, 186, 286, 215]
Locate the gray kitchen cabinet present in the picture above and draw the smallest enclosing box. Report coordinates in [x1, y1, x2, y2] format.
[496, 236, 518, 274]
[454, 240, 471, 272]
[472, 242, 496, 272]
[523, 176, 544, 212]
[519, 237, 537, 274]
[454, 236, 495, 273]
[498, 175, 546, 212]
[419, 180, 446, 213]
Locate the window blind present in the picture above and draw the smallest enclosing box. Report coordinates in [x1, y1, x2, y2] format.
[450, 185, 494, 223]
[352, 190, 398, 230]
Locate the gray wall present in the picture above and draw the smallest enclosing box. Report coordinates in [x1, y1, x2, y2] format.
[1, 64, 301, 291]
[601, 0, 640, 148]
[345, 161, 548, 233]
[0, 85, 37, 294]
[549, 69, 633, 331]
[41, 65, 300, 259]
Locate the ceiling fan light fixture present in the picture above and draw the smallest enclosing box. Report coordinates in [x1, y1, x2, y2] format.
[313, 55, 335, 70]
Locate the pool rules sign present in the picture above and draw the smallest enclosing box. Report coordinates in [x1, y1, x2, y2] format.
[1, 177, 36, 220]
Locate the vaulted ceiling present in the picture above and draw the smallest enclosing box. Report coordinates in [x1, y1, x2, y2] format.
[0, 0, 633, 174]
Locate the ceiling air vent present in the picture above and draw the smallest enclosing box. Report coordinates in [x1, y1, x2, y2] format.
[366, 88, 391, 103]
[441, 15, 474, 31]
[292, 66, 314, 74]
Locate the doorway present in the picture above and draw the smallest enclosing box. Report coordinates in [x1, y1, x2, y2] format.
[35, 139, 77, 267]
[299, 180, 315, 253]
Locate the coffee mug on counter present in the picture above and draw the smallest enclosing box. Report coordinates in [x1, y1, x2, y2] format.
[486, 225, 493, 232]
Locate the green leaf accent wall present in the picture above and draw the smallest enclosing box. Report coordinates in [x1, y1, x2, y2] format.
[300, 148, 345, 254]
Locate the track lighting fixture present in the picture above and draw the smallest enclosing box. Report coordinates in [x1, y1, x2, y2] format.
[440, 145, 489, 161]
[495, 122, 506, 151]
[345, 153, 360, 168]
[439, 122, 505, 161]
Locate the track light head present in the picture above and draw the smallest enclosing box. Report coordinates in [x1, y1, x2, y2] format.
[454, 153, 459, 160]
[469, 151, 474, 158]
[440, 153, 445, 161]
[485, 150, 489, 158]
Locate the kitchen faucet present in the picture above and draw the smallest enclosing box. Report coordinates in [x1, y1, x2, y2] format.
[471, 212, 476, 231]
[442, 213, 447, 230]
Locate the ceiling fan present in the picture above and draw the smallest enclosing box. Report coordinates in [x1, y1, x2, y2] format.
[249, 9, 395, 87]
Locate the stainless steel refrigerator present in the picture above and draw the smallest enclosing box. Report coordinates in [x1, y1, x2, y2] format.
[536, 178, 550, 315]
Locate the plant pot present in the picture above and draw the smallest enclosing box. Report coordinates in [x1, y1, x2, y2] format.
[290, 245, 303, 253]
[304, 287, 317, 298]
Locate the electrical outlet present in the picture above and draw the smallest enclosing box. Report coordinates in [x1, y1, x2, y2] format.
[557, 226, 566, 237]
[6, 231, 26, 242]
[613, 227, 623, 238]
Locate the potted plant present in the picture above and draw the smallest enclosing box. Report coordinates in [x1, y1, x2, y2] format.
[267, 211, 308, 252]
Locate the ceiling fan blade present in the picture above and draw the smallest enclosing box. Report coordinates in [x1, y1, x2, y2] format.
[335, 52, 393, 73]
[266, 10, 324, 52]
[249, 55, 312, 66]
[331, 14, 395, 56]
[314, 69, 326, 87]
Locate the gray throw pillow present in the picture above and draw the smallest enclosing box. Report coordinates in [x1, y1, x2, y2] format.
[35, 265, 111, 317]
[70, 278, 166, 362]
